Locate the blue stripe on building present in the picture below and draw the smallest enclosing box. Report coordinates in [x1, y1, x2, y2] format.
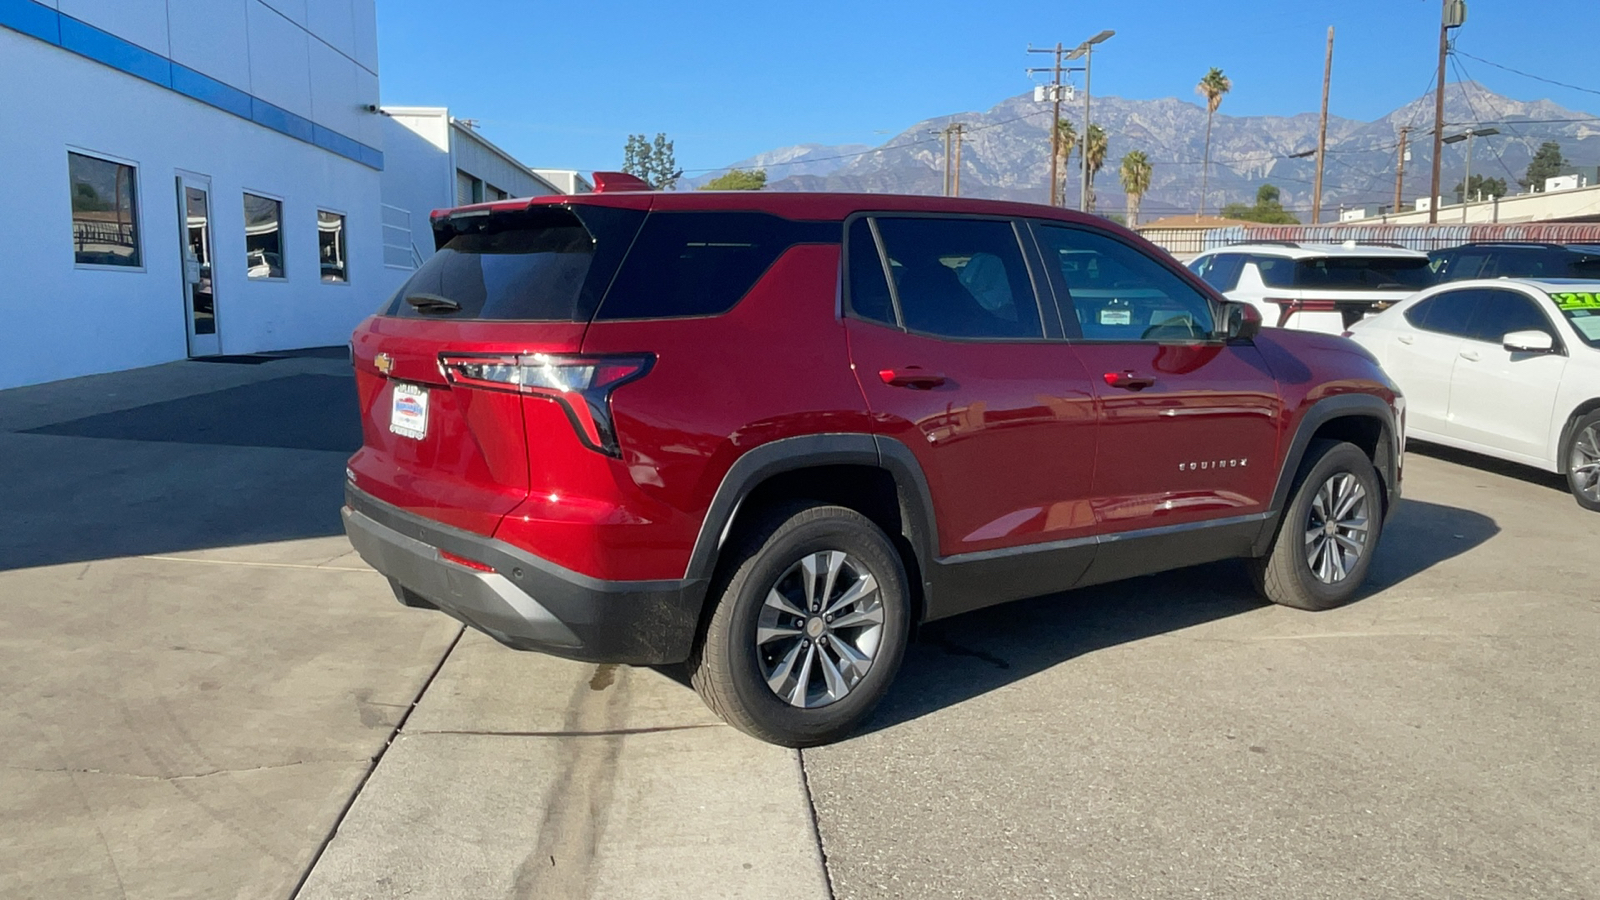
[0, 0, 382, 170]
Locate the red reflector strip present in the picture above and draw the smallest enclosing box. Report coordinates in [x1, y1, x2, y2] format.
[1267, 297, 1340, 327]
[439, 550, 495, 572]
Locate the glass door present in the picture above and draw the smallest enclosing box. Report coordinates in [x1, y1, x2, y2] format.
[176, 173, 220, 357]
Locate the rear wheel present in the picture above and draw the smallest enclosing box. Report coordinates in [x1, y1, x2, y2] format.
[1251, 440, 1383, 611]
[1564, 411, 1600, 512]
[689, 504, 910, 747]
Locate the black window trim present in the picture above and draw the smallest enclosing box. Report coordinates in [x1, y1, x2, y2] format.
[840, 211, 1063, 343]
[1025, 219, 1227, 345]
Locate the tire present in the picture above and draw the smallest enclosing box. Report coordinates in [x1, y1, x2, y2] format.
[689, 503, 911, 747]
[1563, 411, 1600, 512]
[1250, 440, 1384, 611]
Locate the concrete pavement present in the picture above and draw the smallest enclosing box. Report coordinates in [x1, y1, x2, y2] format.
[5, 353, 1598, 899]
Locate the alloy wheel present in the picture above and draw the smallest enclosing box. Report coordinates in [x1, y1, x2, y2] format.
[1304, 472, 1370, 584]
[756, 550, 885, 709]
[1572, 423, 1600, 503]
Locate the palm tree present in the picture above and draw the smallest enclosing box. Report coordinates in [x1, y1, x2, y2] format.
[1119, 150, 1153, 226]
[1054, 118, 1077, 207]
[1081, 124, 1109, 212]
[1196, 67, 1232, 217]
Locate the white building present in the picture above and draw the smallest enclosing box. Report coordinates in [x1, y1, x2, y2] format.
[0, 0, 386, 390]
[377, 108, 572, 297]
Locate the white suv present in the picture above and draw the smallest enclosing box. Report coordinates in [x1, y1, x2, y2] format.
[1188, 242, 1434, 334]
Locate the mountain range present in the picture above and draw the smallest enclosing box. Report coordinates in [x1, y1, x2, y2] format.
[698, 82, 1600, 221]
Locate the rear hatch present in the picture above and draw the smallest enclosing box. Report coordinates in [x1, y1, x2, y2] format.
[1259, 253, 1433, 328]
[347, 201, 646, 535]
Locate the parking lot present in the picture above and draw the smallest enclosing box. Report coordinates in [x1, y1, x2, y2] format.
[2, 355, 1596, 899]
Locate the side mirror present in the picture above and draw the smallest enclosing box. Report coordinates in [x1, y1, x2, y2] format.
[1503, 330, 1555, 353]
[1222, 301, 1262, 341]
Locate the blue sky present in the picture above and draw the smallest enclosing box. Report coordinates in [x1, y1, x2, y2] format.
[375, 0, 1599, 176]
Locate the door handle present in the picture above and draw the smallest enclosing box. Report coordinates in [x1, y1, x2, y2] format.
[1103, 370, 1157, 391]
[879, 366, 947, 389]
[1397, 334, 1415, 345]
[1459, 349, 1481, 362]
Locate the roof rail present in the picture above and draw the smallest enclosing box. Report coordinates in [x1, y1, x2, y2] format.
[1228, 239, 1299, 248]
[1448, 241, 1570, 249]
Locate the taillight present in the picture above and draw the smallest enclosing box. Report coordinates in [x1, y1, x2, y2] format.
[439, 353, 653, 457]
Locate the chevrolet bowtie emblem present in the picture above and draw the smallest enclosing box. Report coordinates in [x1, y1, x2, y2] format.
[375, 353, 393, 374]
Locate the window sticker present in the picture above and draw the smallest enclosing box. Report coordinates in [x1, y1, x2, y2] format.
[1551, 291, 1600, 311]
[1569, 312, 1600, 341]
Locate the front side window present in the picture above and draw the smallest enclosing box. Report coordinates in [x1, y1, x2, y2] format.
[1467, 289, 1554, 344]
[318, 210, 347, 283]
[1404, 289, 1481, 337]
[870, 217, 1042, 340]
[1036, 224, 1215, 341]
[69, 152, 140, 267]
[1189, 253, 1245, 292]
[244, 193, 285, 279]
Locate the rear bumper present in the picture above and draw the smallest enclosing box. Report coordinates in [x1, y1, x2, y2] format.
[342, 485, 707, 664]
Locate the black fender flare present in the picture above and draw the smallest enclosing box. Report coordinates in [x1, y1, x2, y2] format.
[1256, 393, 1400, 555]
[682, 433, 939, 591]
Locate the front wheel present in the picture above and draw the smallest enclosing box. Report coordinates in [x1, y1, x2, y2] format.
[1251, 440, 1384, 611]
[1563, 411, 1600, 512]
[689, 503, 911, 747]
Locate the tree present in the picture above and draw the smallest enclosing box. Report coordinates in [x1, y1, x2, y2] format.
[1196, 67, 1232, 217]
[1220, 183, 1300, 224]
[698, 168, 767, 191]
[1521, 141, 1566, 192]
[1053, 118, 1077, 207]
[1080, 124, 1109, 212]
[621, 132, 680, 190]
[1118, 149, 1153, 226]
[1453, 174, 1508, 203]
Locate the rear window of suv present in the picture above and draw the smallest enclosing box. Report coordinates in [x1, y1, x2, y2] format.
[1256, 255, 1433, 290]
[384, 205, 644, 321]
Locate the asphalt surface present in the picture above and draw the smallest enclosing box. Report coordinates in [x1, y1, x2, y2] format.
[2, 356, 1596, 899]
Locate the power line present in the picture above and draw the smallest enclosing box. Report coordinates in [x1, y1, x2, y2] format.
[1452, 49, 1600, 98]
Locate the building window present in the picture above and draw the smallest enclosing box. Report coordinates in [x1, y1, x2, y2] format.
[318, 210, 347, 282]
[244, 193, 285, 279]
[69, 151, 141, 268]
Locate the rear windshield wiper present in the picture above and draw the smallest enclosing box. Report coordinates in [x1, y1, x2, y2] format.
[406, 293, 461, 314]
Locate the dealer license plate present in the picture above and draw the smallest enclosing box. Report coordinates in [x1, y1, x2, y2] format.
[389, 383, 428, 440]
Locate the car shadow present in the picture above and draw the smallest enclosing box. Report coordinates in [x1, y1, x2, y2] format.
[856, 496, 1498, 735]
[1407, 440, 1571, 496]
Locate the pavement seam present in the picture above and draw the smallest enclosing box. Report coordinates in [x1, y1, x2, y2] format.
[796, 749, 839, 900]
[287, 623, 466, 900]
[405, 723, 722, 738]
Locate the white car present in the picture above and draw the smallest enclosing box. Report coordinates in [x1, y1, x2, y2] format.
[1188, 242, 1433, 335]
[1346, 278, 1600, 510]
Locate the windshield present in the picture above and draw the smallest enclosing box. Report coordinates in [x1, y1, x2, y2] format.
[1549, 289, 1600, 348]
[1260, 256, 1434, 290]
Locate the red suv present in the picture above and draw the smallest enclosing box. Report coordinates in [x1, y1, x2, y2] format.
[343, 174, 1404, 746]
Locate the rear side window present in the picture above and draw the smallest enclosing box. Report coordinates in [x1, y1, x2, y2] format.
[871, 217, 1044, 340]
[1404, 289, 1482, 337]
[846, 218, 896, 326]
[385, 205, 643, 321]
[595, 212, 837, 320]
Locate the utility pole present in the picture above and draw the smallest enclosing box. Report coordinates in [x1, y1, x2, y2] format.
[1312, 26, 1334, 224]
[1394, 126, 1409, 213]
[951, 123, 967, 197]
[1027, 43, 1069, 206]
[1430, 0, 1468, 223]
[940, 126, 953, 196]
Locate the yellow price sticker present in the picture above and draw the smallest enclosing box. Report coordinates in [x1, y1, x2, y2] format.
[1551, 292, 1600, 311]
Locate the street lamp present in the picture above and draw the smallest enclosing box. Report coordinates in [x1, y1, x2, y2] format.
[1442, 126, 1499, 220]
[1066, 30, 1114, 213]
